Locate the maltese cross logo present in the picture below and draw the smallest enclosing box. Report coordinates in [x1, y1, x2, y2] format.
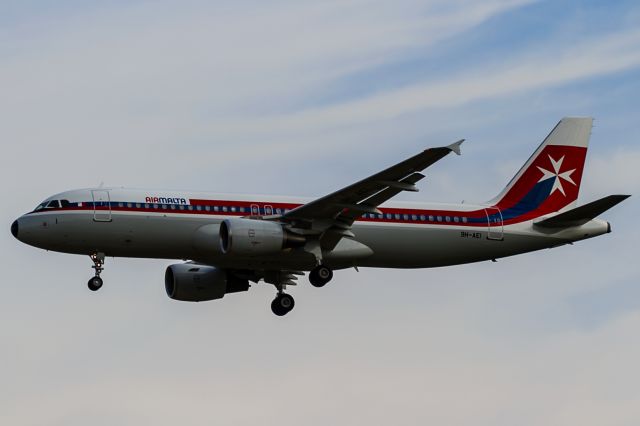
[537, 155, 576, 196]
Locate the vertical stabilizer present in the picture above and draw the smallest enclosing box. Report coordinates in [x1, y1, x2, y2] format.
[490, 117, 592, 221]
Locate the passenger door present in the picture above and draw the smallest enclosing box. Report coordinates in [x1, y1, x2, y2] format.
[484, 207, 503, 241]
[92, 190, 112, 222]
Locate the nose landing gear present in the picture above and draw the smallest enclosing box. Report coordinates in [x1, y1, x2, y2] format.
[88, 276, 103, 291]
[88, 252, 105, 291]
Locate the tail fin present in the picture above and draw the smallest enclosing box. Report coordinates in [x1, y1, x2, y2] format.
[490, 117, 593, 221]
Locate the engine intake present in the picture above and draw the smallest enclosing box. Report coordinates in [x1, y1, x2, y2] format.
[165, 264, 250, 302]
[219, 218, 305, 255]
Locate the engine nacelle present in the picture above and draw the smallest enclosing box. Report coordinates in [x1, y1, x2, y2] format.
[219, 218, 305, 255]
[165, 264, 250, 302]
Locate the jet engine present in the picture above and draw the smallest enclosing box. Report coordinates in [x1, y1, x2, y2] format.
[219, 218, 305, 255]
[165, 263, 250, 302]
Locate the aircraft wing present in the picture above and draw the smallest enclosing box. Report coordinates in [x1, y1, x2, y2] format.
[282, 140, 464, 247]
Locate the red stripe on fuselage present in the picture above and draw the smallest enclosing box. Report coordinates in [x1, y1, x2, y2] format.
[29, 201, 494, 226]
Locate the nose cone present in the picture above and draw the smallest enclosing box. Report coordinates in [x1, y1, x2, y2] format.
[11, 220, 18, 239]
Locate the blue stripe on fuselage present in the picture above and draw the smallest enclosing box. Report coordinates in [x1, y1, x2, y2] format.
[467, 178, 554, 223]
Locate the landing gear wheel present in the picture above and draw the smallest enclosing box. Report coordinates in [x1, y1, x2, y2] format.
[271, 293, 295, 316]
[88, 276, 103, 291]
[309, 264, 333, 287]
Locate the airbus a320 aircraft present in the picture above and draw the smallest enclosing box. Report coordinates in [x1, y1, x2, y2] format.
[11, 118, 629, 316]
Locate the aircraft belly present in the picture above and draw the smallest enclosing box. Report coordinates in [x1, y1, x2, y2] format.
[45, 213, 211, 259]
[40, 213, 566, 270]
[46, 213, 316, 270]
[351, 223, 558, 268]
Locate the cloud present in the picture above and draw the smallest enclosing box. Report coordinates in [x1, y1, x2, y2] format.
[583, 148, 640, 196]
[211, 27, 640, 135]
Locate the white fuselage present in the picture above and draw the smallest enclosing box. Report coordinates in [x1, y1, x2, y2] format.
[13, 187, 610, 271]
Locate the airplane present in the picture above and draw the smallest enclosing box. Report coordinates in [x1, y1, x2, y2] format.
[11, 117, 629, 316]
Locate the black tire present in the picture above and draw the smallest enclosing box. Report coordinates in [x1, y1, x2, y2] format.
[88, 276, 103, 291]
[309, 265, 333, 287]
[271, 294, 294, 316]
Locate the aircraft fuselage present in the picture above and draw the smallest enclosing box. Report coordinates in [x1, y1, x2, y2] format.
[13, 188, 610, 271]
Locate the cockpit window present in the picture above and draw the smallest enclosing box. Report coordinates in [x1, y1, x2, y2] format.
[34, 199, 63, 211]
[60, 200, 70, 207]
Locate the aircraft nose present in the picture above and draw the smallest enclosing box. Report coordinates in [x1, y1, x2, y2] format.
[11, 220, 18, 239]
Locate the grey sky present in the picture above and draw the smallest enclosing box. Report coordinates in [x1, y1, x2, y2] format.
[1, 1, 639, 425]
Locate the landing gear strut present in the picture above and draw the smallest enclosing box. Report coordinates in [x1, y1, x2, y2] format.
[88, 252, 105, 291]
[309, 264, 333, 287]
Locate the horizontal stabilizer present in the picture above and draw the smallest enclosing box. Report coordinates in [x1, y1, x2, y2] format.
[534, 195, 630, 228]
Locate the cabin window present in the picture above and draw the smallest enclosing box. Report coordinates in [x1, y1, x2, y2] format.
[231, 207, 236, 212]
[412, 215, 418, 220]
[445, 216, 451, 222]
[462, 217, 468, 223]
[118, 202, 124, 208]
[179, 205, 185, 210]
[205, 206, 210, 211]
[171, 205, 176, 210]
[454, 216, 459, 223]
[437, 216, 442, 222]
[222, 206, 228, 212]
[162, 204, 167, 209]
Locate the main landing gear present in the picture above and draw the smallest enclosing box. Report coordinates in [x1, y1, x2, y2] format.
[88, 252, 105, 291]
[269, 264, 333, 315]
[309, 264, 333, 287]
[265, 271, 300, 316]
[271, 293, 295, 316]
